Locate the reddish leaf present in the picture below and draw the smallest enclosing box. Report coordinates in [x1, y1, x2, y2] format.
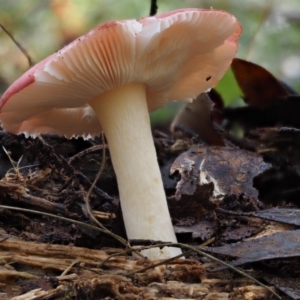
[231, 58, 290, 108]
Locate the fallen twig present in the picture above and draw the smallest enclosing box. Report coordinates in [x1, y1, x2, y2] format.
[36, 136, 114, 203]
[10, 285, 67, 300]
[0, 234, 278, 299]
[83, 133, 108, 230]
[0, 204, 128, 247]
[126, 241, 280, 299]
[0, 23, 33, 67]
[0, 269, 38, 279]
[0, 181, 67, 214]
[68, 144, 107, 164]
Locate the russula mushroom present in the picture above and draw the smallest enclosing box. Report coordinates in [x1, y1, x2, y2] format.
[0, 9, 241, 259]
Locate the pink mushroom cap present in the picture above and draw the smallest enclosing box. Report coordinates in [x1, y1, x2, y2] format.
[0, 8, 242, 138]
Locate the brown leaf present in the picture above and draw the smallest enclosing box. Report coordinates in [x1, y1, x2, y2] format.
[170, 93, 225, 146]
[264, 276, 300, 300]
[231, 58, 290, 108]
[204, 229, 300, 267]
[239, 127, 300, 204]
[170, 146, 270, 201]
[168, 183, 214, 219]
[253, 208, 300, 226]
[174, 220, 214, 242]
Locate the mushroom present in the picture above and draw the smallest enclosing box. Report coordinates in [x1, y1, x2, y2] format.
[0, 9, 242, 259]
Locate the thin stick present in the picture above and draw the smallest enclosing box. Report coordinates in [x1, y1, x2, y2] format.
[245, 0, 272, 60]
[149, 0, 158, 16]
[123, 238, 215, 276]
[60, 260, 79, 277]
[36, 136, 113, 202]
[83, 132, 108, 230]
[68, 145, 107, 164]
[216, 207, 298, 226]
[0, 204, 128, 247]
[0, 23, 33, 67]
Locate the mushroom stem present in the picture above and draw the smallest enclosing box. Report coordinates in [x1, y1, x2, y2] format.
[89, 83, 182, 259]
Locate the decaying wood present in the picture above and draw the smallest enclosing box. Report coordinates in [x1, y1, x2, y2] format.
[0, 237, 274, 299]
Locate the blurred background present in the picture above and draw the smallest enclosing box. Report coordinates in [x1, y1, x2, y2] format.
[1, 0, 300, 124]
